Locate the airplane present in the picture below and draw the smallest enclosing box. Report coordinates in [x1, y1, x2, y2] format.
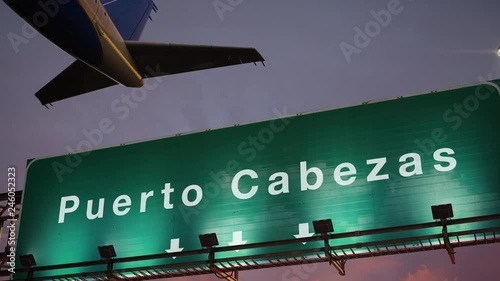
[3, 0, 265, 106]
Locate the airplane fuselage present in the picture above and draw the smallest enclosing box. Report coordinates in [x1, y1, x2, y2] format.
[4, 0, 144, 87]
[4, 0, 264, 106]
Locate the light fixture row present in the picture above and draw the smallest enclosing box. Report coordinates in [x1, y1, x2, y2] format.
[19, 204, 453, 269]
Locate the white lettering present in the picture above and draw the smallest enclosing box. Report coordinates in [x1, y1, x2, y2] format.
[367, 157, 389, 181]
[113, 195, 131, 216]
[399, 153, 423, 177]
[232, 169, 259, 199]
[334, 163, 357, 186]
[182, 185, 203, 206]
[434, 148, 457, 172]
[86, 198, 104, 220]
[300, 161, 323, 191]
[140, 191, 154, 213]
[58, 196, 79, 223]
[161, 183, 174, 209]
[268, 172, 289, 195]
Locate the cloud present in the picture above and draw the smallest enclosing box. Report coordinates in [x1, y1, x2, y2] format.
[404, 265, 443, 281]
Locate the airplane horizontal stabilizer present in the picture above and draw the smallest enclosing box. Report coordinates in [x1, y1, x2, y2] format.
[125, 41, 265, 78]
[35, 60, 117, 105]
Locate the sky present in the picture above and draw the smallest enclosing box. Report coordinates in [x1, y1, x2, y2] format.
[1, 0, 500, 280]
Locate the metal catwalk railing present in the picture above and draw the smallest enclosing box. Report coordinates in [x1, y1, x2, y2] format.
[3, 212, 499, 280]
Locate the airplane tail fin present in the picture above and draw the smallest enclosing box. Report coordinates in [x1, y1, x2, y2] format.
[102, 0, 157, 40]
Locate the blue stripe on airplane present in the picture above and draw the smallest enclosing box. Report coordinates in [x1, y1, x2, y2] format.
[101, 0, 154, 40]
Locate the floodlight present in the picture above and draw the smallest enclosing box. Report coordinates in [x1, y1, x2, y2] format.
[199, 233, 219, 248]
[313, 219, 334, 234]
[98, 245, 116, 259]
[497, 46, 500, 57]
[20, 254, 36, 268]
[431, 204, 453, 220]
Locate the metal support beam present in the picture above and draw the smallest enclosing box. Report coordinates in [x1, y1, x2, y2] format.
[212, 267, 239, 281]
[26, 269, 34, 281]
[322, 234, 346, 276]
[106, 261, 114, 279]
[207, 248, 238, 281]
[440, 218, 456, 264]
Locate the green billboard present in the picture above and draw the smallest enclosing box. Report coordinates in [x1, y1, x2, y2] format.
[15, 80, 500, 278]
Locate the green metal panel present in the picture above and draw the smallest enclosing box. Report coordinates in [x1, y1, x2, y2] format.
[16, 81, 500, 278]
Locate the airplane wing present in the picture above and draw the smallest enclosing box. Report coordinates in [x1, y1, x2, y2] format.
[35, 43, 264, 106]
[35, 60, 118, 106]
[125, 41, 265, 78]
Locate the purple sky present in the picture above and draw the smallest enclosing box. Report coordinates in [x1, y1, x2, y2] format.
[1, 0, 499, 280]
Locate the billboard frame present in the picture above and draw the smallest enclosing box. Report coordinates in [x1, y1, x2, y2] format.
[5, 200, 500, 280]
[9, 79, 500, 280]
